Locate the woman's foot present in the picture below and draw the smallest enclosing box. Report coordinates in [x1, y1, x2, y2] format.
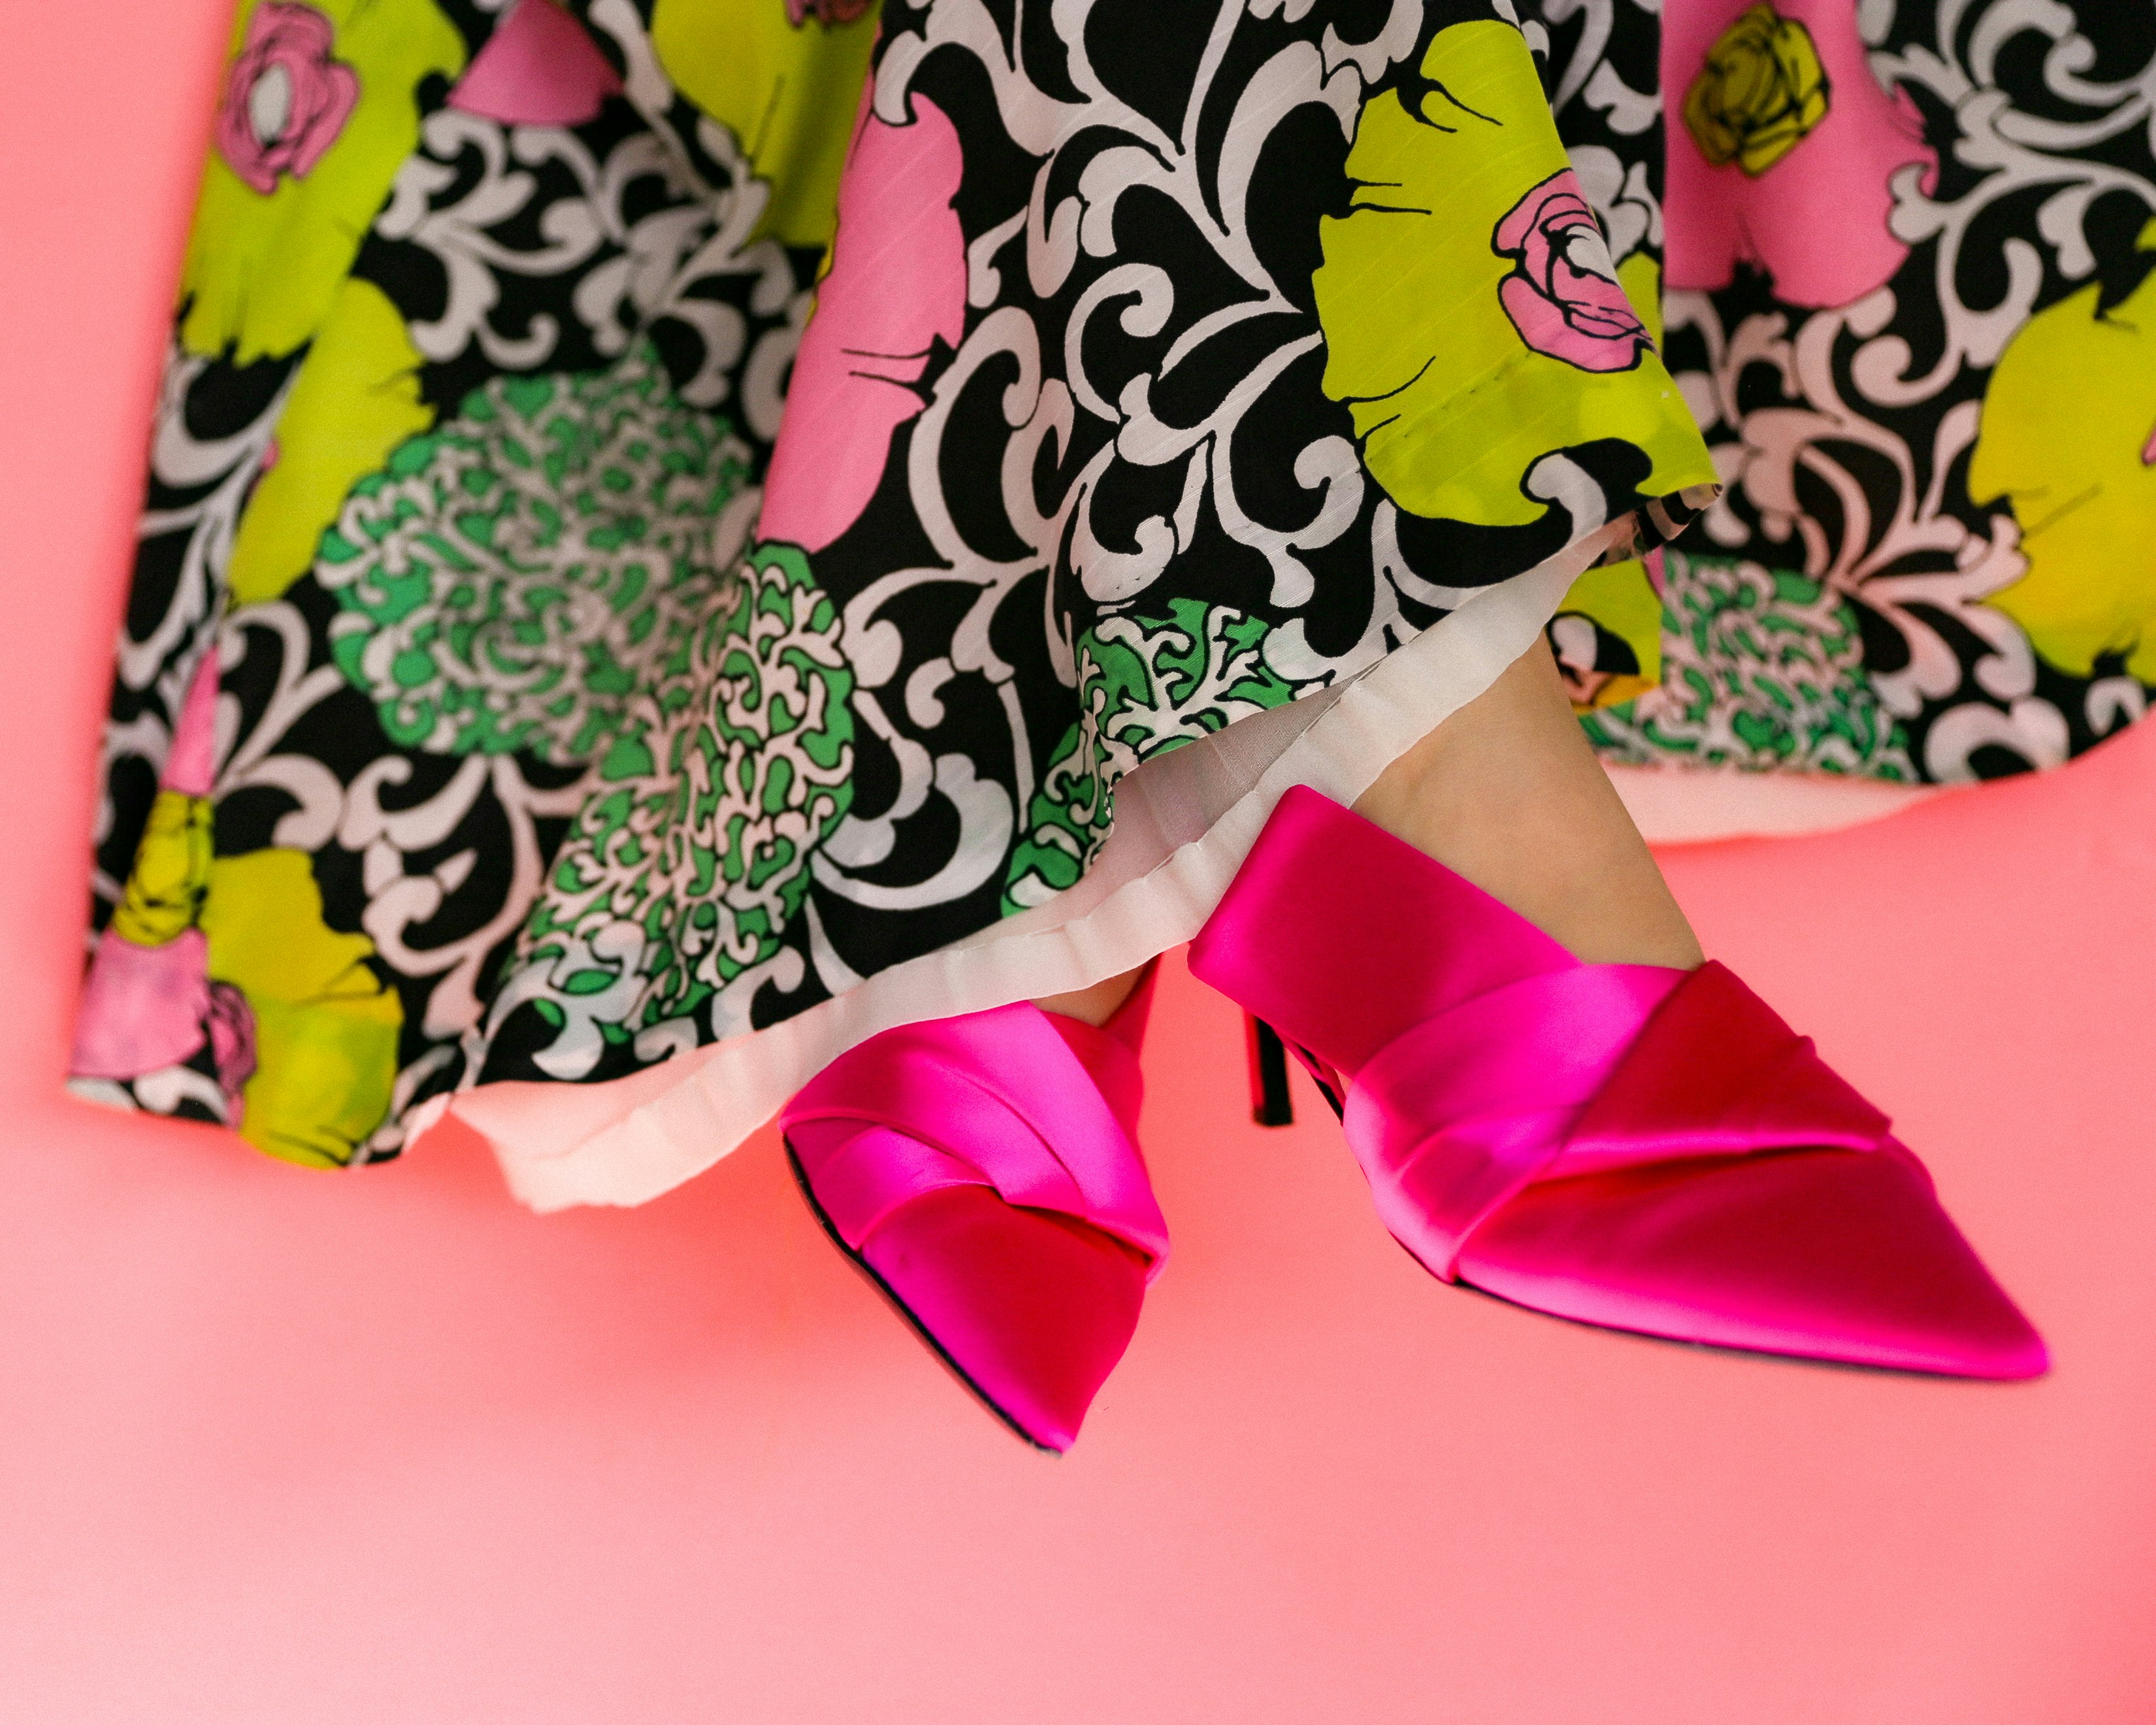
[1354, 638, 1703, 971]
[1038, 636, 1676, 1030]
[1036, 968, 1145, 1027]
[1185, 640, 2045, 1379]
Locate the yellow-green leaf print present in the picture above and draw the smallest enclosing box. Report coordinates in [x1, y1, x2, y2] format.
[1970, 219, 2156, 682]
[227, 277, 434, 606]
[1552, 556, 1663, 710]
[651, 0, 879, 251]
[201, 849, 403, 1170]
[1313, 20, 1714, 528]
[110, 791, 214, 947]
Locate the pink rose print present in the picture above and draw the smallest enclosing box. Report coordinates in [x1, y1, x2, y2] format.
[212, 3, 361, 197]
[786, 0, 876, 24]
[1664, 0, 1935, 308]
[204, 981, 261, 1119]
[757, 86, 966, 553]
[72, 930, 218, 1081]
[1494, 171, 1651, 374]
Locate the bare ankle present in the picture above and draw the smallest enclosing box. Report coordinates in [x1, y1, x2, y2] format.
[1352, 640, 1703, 970]
[1035, 967, 1145, 1027]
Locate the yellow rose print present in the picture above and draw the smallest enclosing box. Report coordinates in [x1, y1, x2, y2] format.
[1682, 5, 1831, 178]
[180, 0, 465, 363]
[1312, 20, 1714, 529]
[1970, 222, 2156, 682]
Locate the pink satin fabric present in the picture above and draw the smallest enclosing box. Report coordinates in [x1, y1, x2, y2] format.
[1348, 959, 1905, 1280]
[1345, 962, 1685, 1279]
[778, 971, 1167, 1449]
[1190, 787, 2045, 1379]
[781, 976, 1169, 1277]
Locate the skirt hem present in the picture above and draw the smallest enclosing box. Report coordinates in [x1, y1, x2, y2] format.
[438, 514, 1647, 1211]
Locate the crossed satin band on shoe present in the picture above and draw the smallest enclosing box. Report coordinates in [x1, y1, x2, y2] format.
[1344, 961, 1896, 1282]
[780, 1004, 1171, 1277]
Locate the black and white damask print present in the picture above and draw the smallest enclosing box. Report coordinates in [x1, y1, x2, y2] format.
[88, 7, 829, 1150]
[470, 0, 1714, 1091]
[1580, 1, 2156, 784]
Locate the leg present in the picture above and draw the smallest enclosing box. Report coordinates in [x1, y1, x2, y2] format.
[1034, 971, 1144, 1027]
[1184, 637, 2044, 1379]
[1040, 633, 1696, 1026]
[1352, 636, 1702, 970]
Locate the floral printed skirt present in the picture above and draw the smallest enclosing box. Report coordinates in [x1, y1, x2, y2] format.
[71, 0, 2155, 1204]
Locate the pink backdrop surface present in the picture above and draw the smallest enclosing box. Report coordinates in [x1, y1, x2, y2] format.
[4, 5, 2152, 1720]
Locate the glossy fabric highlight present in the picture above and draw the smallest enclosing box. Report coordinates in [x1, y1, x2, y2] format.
[780, 970, 1164, 1449]
[1191, 787, 2048, 1380]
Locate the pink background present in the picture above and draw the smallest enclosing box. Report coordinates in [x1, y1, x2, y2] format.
[4, 5, 2153, 1718]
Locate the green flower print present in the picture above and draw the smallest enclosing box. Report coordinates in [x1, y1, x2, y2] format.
[316, 338, 753, 776]
[1004, 600, 1297, 913]
[1582, 552, 1915, 778]
[511, 540, 855, 1060]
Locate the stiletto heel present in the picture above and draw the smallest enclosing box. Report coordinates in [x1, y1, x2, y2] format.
[1245, 1015, 1294, 1127]
[1190, 787, 2046, 1379]
[780, 966, 1168, 1450]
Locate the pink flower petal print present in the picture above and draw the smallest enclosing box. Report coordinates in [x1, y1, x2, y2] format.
[205, 981, 261, 1120]
[757, 85, 967, 555]
[213, 3, 362, 196]
[71, 927, 216, 1080]
[449, 0, 623, 129]
[163, 646, 222, 800]
[1495, 171, 1652, 372]
[1664, 0, 1936, 309]
[786, 0, 877, 24]
[70, 649, 226, 1083]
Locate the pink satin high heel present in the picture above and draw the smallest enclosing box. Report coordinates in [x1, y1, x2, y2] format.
[1191, 787, 2047, 1379]
[779, 967, 1168, 1451]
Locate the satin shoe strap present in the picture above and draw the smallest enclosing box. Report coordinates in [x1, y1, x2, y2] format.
[1345, 965, 1682, 1279]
